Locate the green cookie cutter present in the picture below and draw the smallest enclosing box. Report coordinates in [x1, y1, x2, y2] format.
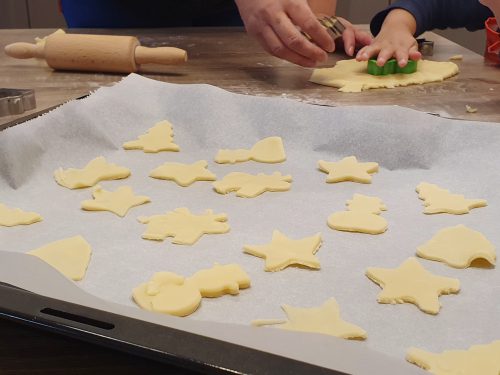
[367, 59, 417, 75]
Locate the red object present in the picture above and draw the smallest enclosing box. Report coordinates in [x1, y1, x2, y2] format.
[485, 17, 500, 63]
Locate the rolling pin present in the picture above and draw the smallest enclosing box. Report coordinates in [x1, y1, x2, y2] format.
[4, 33, 187, 73]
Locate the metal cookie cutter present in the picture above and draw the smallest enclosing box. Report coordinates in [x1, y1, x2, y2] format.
[417, 38, 434, 56]
[302, 16, 346, 44]
[0, 88, 36, 117]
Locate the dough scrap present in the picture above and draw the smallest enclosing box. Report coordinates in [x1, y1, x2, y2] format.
[465, 105, 478, 113]
[138, 207, 230, 245]
[123, 120, 180, 153]
[54, 156, 130, 189]
[244, 230, 322, 272]
[81, 185, 150, 217]
[318, 156, 379, 183]
[213, 172, 292, 198]
[253, 298, 366, 340]
[150, 160, 216, 187]
[310, 59, 459, 92]
[188, 263, 251, 297]
[417, 225, 496, 268]
[407, 340, 500, 375]
[132, 264, 250, 316]
[366, 257, 460, 315]
[28, 235, 92, 281]
[328, 194, 388, 234]
[0, 203, 42, 227]
[215, 136, 286, 164]
[416, 182, 487, 214]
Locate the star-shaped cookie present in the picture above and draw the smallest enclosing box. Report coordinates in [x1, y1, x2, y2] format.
[123, 120, 180, 153]
[81, 185, 151, 217]
[150, 160, 216, 187]
[318, 156, 379, 183]
[407, 341, 500, 375]
[54, 156, 131, 189]
[365, 257, 460, 314]
[0, 203, 42, 227]
[253, 298, 367, 340]
[244, 230, 322, 272]
[213, 172, 292, 198]
[417, 225, 496, 268]
[416, 182, 487, 214]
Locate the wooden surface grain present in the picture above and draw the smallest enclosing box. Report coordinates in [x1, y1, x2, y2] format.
[1, 27, 499, 127]
[0, 27, 499, 374]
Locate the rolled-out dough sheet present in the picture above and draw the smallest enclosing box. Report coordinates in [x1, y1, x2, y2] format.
[310, 59, 459, 92]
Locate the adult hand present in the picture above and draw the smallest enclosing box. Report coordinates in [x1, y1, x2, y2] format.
[235, 0, 334, 67]
[335, 16, 373, 57]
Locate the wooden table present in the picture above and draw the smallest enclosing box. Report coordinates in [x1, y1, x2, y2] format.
[0, 27, 499, 374]
[1, 27, 500, 128]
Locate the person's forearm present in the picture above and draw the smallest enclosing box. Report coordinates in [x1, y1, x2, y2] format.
[381, 8, 417, 35]
[307, 0, 336, 17]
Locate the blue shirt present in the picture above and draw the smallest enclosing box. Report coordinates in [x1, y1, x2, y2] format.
[60, 0, 242, 28]
[370, 0, 493, 37]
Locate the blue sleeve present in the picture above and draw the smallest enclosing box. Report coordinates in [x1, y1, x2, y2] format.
[370, 0, 493, 37]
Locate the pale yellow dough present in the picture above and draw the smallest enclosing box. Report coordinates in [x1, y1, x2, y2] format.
[328, 194, 388, 234]
[213, 172, 292, 198]
[252, 298, 366, 340]
[416, 182, 487, 214]
[318, 156, 378, 183]
[215, 136, 286, 164]
[132, 264, 250, 317]
[28, 235, 92, 281]
[138, 207, 230, 245]
[366, 257, 460, 315]
[244, 230, 322, 272]
[417, 225, 496, 268]
[149, 160, 216, 187]
[123, 120, 180, 153]
[81, 185, 150, 217]
[407, 341, 500, 375]
[0, 203, 42, 227]
[310, 59, 459, 92]
[54, 156, 130, 189]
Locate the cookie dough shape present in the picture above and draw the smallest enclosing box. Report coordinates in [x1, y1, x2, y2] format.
[253, 298, 366, 340]
[81, 185, 151, 217]
[365, 257, 460, 315]
[0, 203, 42, 227]
[123, 120, 180, 153]
[28, 236, 92, 281]
[417, 225, 496, 268]
[149, 160, 216, 187]
[215, 136, 286, 164]
[132, 264, 250, 317]
[244, 230, 322, 272]
[54, 156, 131, 189]
[138, 207, 230, 245]
[416, 182, 487, 214]
[310, 59, 459, 92]
[407, 341, 500, 375]
[133, 272, 202, 316]
[188, 263, 251, 297]
[328, 194, 388, 234]
[213, 172, 292, 198]
[318, 156, 379, 183]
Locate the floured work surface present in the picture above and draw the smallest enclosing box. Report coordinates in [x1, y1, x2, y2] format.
[1, 74, 499, 372]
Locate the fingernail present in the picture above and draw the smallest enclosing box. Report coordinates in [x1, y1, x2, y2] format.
[348, 46, 354, 56]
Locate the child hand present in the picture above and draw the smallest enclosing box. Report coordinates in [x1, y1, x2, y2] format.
[356, 9, 421, 67]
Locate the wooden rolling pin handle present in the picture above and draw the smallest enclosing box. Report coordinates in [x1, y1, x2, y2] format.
[134, 46, 187, 66]
[4, 42, 45, 59]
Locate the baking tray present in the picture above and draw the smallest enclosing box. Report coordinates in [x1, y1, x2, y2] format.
[2, 74, 498, 375]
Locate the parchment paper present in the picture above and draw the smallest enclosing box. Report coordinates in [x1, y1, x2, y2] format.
[1, 74, 499, 368]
